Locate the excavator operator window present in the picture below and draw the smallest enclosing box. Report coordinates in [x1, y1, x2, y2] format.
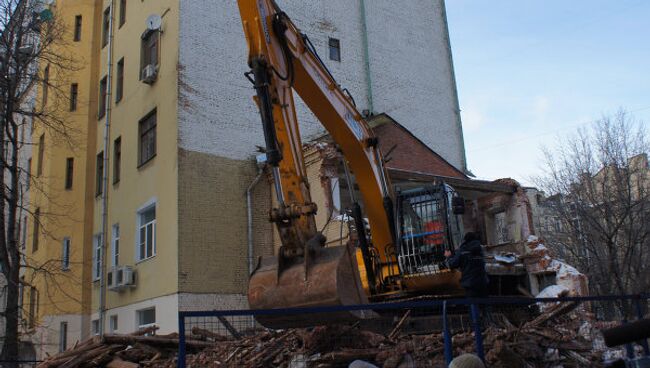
[396, 186, 450, 276]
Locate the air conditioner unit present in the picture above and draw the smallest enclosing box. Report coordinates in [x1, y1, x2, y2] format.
[108, 265, 136, 292]
[117, 265, 136, 288]
[107, 269, 118, 291]
[141, 64, 158, 84]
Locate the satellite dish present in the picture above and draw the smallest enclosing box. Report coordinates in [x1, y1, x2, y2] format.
[146, 14, 162, 31]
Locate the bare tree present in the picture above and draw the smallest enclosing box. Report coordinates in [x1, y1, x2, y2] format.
[537, 111, 649, 318]
[0, 0, 78, 364]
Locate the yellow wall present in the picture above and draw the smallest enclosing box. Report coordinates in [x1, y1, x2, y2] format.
[25, 0, 99, 322]
[92, 0, 180, 311]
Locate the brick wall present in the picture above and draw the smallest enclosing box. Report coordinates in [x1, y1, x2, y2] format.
[177, 150, 273, 294]
[373, 119, 466, 179]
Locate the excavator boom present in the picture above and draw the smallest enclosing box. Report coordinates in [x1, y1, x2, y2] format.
[237, 0, 397, 327]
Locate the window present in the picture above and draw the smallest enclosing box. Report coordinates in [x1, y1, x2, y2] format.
[140, 29, 159, 77]
[26, 158, 31, 190]
[42, 64, 49, 107]
[119, 0, 126, 27]
[70, 83, 78, 111]
[37, 134, 44, 176]
[111, 224, 119, 267]
[116, 58, 124, 103]
[32, 208, 40, 252]
[113, 137, 121, 183]
[138, 110, 156, 166]
[102, 7, 110, 48]
[96, 152, 103, 196]
[137, 205, 156, 261]
[74, 15, 82, 41]
[28, 287, 38, 328]
[98, 76, 107, 119]
[65, 157, 74, 189]
[22, 216, 27, 249]
[92, 234, 102, 281]
[62, 237, 70, 270]
[328, 38, 340, 62]
[109, 315, 118, 333]
[137, 307, 156, 330]
[59, 322, 68, 352]
[91, 319, 99, 335]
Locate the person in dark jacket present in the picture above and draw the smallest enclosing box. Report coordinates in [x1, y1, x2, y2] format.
[444, 232, 489, 297]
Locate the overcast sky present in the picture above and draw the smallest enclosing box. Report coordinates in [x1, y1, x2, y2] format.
[445, 0, 650, 186]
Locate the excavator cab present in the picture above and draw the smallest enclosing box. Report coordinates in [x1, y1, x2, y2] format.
[393, 184, 464, 293]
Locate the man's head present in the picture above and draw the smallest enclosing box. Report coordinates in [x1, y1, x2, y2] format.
[463, 232, 479, 243]
[449, 353, 485, 368]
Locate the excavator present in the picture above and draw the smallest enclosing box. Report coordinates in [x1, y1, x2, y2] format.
[237, 0, 466, 328]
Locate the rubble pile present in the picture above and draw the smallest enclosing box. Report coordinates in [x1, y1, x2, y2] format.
[38, 300, 612, 368]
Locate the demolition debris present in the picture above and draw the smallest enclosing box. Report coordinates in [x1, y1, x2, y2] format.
[37, 300, 615, 368]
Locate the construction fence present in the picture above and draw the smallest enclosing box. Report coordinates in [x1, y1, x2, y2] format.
[178, 294, 650, 368]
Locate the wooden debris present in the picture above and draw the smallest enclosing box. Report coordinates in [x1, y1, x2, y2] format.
[388, 309, 411, 340]
[36, 305, 608, 368]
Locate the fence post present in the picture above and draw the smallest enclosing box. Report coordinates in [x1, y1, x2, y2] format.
[443, 300, 453, 365]
[470, 303, 485, 362]
[635, 295, 650, 357]
[178, 313, 186, 368]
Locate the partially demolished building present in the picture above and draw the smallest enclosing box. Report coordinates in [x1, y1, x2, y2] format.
[288, 114, 588, 298]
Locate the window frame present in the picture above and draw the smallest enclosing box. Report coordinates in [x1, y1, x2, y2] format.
[65, 157, 74, 190]
[98, 76, 107, 119]
[96, 151, 104, 197]
[26, 158, 31, 190]
[73, 15, 82, 42]
[37, 134, 44, 176]
[115, 58, 124, 103]
[28, 287, 38, 328]
[136, 200, 156, 262]
[59, 322, 68, 352]
[32, 208, 40, 252]
[102, 7, 110, 48]
[62, 237, 70, 270]
[140, 30, 160, 78]
[111, 224, 120, 267]
[42, 64, 49, 108]
[109, 315, 118, 333]
[119, 0, 126, 27]
[138, 109, 157, 167]
[328, 37, 340, 62]
[92, 234, 102, 281]
[70, 83, 78, 111]
[91, 319, 100, 335]
[113, 136, 121, 184]
[136, 307, 156, 331]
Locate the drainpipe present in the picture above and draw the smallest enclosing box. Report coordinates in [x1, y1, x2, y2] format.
[246, 156, 267, 276]
[99, 0, 116, 336]
[359, 0, 373, 114]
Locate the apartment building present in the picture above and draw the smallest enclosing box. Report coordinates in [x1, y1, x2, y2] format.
[23, 0, 98, 357]
[25, 0, 467, 357]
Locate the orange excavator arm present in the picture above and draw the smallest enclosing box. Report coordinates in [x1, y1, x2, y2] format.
[238, 0, 397, 325]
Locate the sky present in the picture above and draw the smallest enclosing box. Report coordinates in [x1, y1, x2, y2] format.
[445, 0, 650, 186]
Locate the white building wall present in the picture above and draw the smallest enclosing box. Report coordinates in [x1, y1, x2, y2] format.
[177, 0, 465, 170]
[365, 0, 465, 170]
[96, 293, 179, 335]
[32, 314, 85, 359]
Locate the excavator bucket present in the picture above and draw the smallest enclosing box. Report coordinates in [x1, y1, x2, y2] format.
[248, 244, 372, 329]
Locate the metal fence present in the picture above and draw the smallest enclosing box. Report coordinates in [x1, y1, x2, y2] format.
[178, 294, 650, 368]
